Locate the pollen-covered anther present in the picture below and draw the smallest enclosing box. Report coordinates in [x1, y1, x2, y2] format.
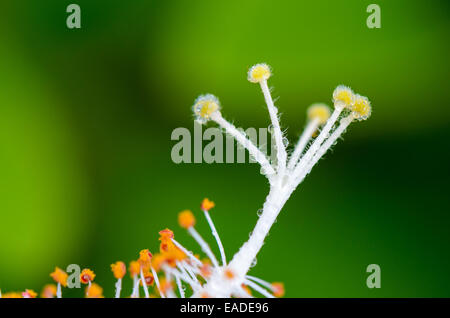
[140, 272, 154, 286]
[200, 262, 212, 278]
[129, 260, 140, 277]
[159, 228, 174, 240]
[351, 94, 372, 121]
[41, 284, 57, 298]
[151, 254, 166, 272]
[138, 249, 153, 270]
[241, 284, 252, 296]
[1, 292, 22, 298]
[80, 268, 96, 284]
[159, 278, 173, 294]
[111, 261, 126, 279]
[307, 103, 331, 125]
[86, 283, 103, 298]
[332, 85, 355, 109]
[22, 289, 37, 298]
[159, 229, 176, 252]
[192, 94, 220, 124]
[178, 210, 196, 229]
[247, 63, 271, 83]
[201, 198, 215, 211]
[224, 268, 235, 280]
[50, 267, 68, 287]
[271, 282, 285, 297]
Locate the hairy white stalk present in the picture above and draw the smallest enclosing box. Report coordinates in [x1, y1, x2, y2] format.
[114, 278, 122, 298]
[287, 118, 319, 170]
[188, 227, 219, 268]
[259, 80, 287, 179]
[228, 186, 292, 278]
[211, 112, 275, 177]
[203, 209, 227, 266]
[291, 106, 343, 180]
[294, 115, 353, 185]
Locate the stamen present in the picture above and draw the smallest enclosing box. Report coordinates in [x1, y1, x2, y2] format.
[171, 238, 203, 266]
[151, 266, 165, 298]
[131, 275, 140, 298]
[245, 275, 273, 290]
[187, 226, 220, 268]
[139, 268, 150, 298]
[175, 275, 185, 298]
[244, 279, 275, 298]
[201, 198, 227, 266]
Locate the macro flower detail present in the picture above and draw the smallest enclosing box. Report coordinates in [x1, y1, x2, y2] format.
[178, 210, 196, 229]
[0, 63, 371, 298]
[192, 94, 220, 124]
[86, 283, 103, 298]
[200, 198, 215, 211]
[111, 261, 126, 298]
[307, 103, 331, 125]
[111, 261, 126, 280]
[41, 284, 57, 298]
[49, 267, 68, 298]
[80, 268, 95, 284]
[248, 63, 272, 83]
[22, 289, 37, 298]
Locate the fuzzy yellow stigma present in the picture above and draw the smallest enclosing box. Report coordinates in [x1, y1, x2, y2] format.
[111, 261, 126, 279]
[333, 85, 355, 108]
[178, 209, 196, 229]
[351, 94, 372, 121]
[192, 94, 220, 124]
[307, 103, 331, 125]
[247, 63, 271, 83]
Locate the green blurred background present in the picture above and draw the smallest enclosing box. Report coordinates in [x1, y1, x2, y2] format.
[0, 0, 449, 297]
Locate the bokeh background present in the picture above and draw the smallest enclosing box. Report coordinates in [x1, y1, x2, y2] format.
[1, 0, 449, 297]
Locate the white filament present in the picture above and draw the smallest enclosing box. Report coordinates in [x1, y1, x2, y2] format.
[188, 227, 219, 268]
[203, 210, 227, 266]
